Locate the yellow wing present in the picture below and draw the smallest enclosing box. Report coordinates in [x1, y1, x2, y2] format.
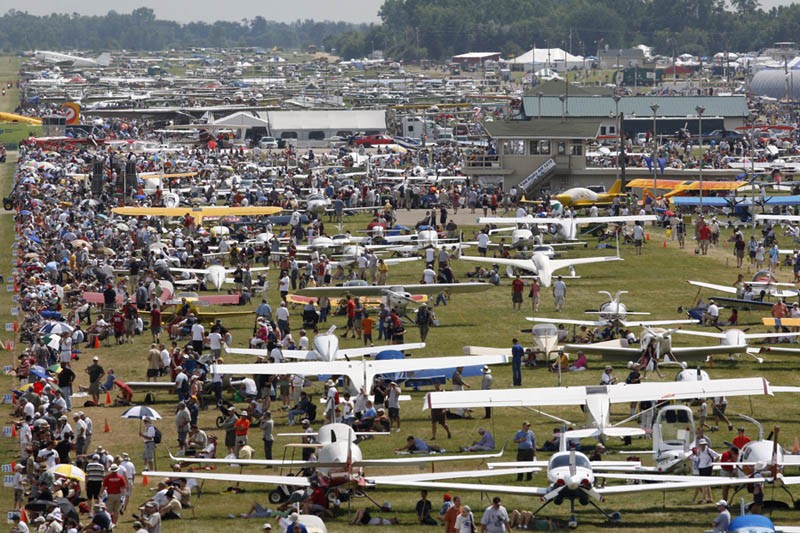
[111, 206, 283, 223]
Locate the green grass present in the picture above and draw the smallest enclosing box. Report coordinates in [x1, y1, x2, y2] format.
[2, 52, 800, 531]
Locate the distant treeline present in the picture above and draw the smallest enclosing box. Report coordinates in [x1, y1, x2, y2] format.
[5, 2, 800, 62]
[0, 8, 364, 53]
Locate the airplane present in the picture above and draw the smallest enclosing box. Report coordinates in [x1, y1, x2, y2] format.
[688, 279, 798, 302]
[225, 325, 425, 362]
[670, 328, 800, 363]
[295, 282, 492, 317]
[479, 214, 657, 242]
[170, 264, 270, 291]
[424, 377, 784, 441]
[458, 249, 622, 287]
[552, 179, 627, 208]
[615, 404, 697, 475]
[378, 419, 766, 528]
[720, 515, 800, 533]
[110, 205, 283, 224]
[143, 292, 255, 323]
[626, 178, 748, 199]
[145, 422, 523, 503]
[212, 353, 508, 393]
[34, 50, 112, 68]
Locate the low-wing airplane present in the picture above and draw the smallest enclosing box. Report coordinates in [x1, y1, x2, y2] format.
[377, 421, 765, 528]
[670, 328, 800, 363]
[688, 279, 798, 302]
[142, 292, 255, 323]
[212, 353, 508, 393]
[171, 264, 270, 291]
[111, 205, 283, 224]
[295, 282, 492, 317]
[479, 214, 656, 242]
[226, 325, 425, 362]
[425, 377, 781, 441]
[552, 179, 627, 208]
[146, 423, 521, 503]
[459, 250, 622, 287]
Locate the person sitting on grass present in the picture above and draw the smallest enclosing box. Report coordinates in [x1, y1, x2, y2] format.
[395, 435, 443, 454]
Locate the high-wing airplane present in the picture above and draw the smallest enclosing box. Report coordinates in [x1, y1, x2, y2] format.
[226, 325, 425, 362]
[170, 264, 270, 291]
[111, 205, 283, 224]
[295, 282, 492, 317]
[688, 279, 798, 301]
[425, 377, 781, 441]
[670, 328, 800, 363]
[212, 353, 507, 393]
[34, 50, 112, 68]
[377, 421, 765, 528]
[479, 214, 656, 242]
[626, 178, 748, 199]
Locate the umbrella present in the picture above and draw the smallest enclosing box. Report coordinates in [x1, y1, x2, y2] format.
[121, 406, 162, 420]
[70, 239, 89, 248]
[40, 322, 74, 335]
[19, 210, 32, 216]
[42, 334, 61, 350]
[24, 252, 40, 259]
[116, 223, 130, 231]
[133, 194, 146, 200]
[28, 366, 50, 380]
[49, 464, 86, 482]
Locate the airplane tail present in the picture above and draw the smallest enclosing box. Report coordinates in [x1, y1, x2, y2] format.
[95, 52, 112, 67]
[608, 179, 622, 195]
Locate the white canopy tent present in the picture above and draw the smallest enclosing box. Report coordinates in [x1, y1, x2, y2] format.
[505, 47, 585, 72]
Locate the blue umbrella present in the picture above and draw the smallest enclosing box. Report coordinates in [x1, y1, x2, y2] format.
[120, 406, 162, 420]
[45, 261, 58, 272]
[19, 210, 32, 216]
[133, 194, 146, 200]
[28, 366, 49, 380]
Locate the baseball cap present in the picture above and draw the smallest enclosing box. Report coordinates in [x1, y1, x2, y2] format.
[698, 438, 708, 445]
[93, 356, 99, 361]
[262, 524, 272, 530]
[716, 499, 727, 507]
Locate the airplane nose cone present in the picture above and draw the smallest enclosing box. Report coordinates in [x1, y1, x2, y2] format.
[567, 475, 580, 490]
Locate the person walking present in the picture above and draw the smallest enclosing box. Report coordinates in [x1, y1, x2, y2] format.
[480, 497, 511, 533]
[511, 338, 524, 387]
[261, 410, 274, 460]
[552, 276, 567, 312]
[480, 366, 493, 419]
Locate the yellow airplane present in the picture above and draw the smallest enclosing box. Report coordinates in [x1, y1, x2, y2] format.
[111, 205, 283, 224]
[0, 112, 42, 125]
[521, 179, 626, 208]
[627, 179, 747, 199]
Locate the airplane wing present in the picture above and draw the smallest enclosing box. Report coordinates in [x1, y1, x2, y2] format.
[111, 205, 283, 223]
[755, 213, 800, 223]
[369, 479, 548, 496]
[528, 317, 607, 327]
[356, 448, 505, 467]
[566, 215, 658, 225]
[336, 343, 426, 359]
[620, 319, 699, 327]
[549, 255, 623, 274]
[276, 349, 317, 361]
[296, 282, 491, 298]
[171, 268, 209, 275]
[368, 467, 537, 485]
[426, 378, 773, 411]
[687, 280, 738, 294]
[459, 255, 537, 273]
[563, 340, 641, 358]
[143, 470, 310, 487]
[670, 345, 748, 359]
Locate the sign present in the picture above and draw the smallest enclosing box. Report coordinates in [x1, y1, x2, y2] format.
[4, 324, 13, 332]
[10, 308, 18, 316]
[5, 286, 12, 293]
[2, 427, 11, 437]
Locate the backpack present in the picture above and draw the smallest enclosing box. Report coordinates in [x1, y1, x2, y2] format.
[152, 427, 162, 444]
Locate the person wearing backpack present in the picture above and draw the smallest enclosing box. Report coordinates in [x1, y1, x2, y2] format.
[140, 416, 157, 471]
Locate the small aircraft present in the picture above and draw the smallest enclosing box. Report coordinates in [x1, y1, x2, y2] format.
[552, 179, 627, 208]
[719, 515, 800, 533]
[426, 377, 780, 441]
[226, 325, 425, 362]
[616, 404, 697, 475]
[479, 214, 656, 242]
[295, 282, 492, 317]
[171, 264, 270, 291]
[145, 423, 521, 504]
[670, 328, 800, 363]
[111, 205, 283, 224]
[213, 352, 507, 393]
[688, 279, 798, 302]
[459, 249, 621, 287]
[626, 178, 748, 199]
[34, 50, 112, 68]
[143, 292, 255, 323]
[380, 419, 765, 528]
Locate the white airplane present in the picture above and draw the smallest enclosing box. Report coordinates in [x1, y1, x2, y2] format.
[671, 328, 800, 363]
[226, 325, 425, 362]
[688, 279, 798, 300]
[146, 423, 523, 503]
[459, 250, 621, 287]
[34, 50, 112, 68]
[479, 214, 657, 242]
[295, 282, 492, 317]
[377, 424, 765, 528]
[615, 404, 697, 475]
[170, 264, 269, 291]
[425, 377, 784, 441]
[213, 353, 508, 393]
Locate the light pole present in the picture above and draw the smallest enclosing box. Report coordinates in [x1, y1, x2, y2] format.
[613, 94, 625, 190]
[650, 103, 659, 197]
[696, 105, 705, 214]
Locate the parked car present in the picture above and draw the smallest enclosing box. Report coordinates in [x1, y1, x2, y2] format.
[258, 136, 279, 149]
[353, 134, 394, 146]
[698, 129, 744, 144]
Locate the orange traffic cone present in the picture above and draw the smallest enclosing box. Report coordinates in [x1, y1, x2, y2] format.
[104, 419, 110, 433]
[663, 241, 667, 248]
[645, 233, 651, 241]
[141, 474, 149, 486]
[20, 509, 28, 524]
[11, 424, 17, 437]
[793, 437, 800, 455]
[105, 391, 112, 406]
[12, 322, 18, 332]
[93, 337, 101, 349]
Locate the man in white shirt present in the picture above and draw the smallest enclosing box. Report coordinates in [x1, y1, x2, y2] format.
[477, 231, 490, 256]
[190, 321, 205, 354]
[275, 302, 290, 337]
[422, 266, 436, 285]
[207, 330, 223, 361]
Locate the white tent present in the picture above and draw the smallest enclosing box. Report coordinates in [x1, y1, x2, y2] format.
[505, 47, 585, 72]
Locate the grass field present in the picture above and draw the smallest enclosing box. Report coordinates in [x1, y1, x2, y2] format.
[2, 55, 800, 531]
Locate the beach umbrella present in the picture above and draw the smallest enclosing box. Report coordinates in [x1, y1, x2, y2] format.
[120, 406, 161, 420]
[40, 322, 74, 335]
[28, 366, 50, 380]
[49, 464, 86, 482]
[70, 239, 89, 248]
[116, 222, 130, 231]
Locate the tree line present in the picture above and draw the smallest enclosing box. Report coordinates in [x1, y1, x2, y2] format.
[3, 2, 800, 63]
